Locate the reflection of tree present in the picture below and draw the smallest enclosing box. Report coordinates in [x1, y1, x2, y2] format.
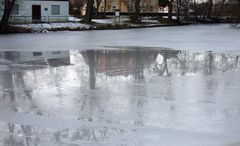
[82, 49, 158, 88]
[21, 125, 33, 146]
[222, 55, 239, 72]
[15, 72, 32, 100]
[130, 50, 147, 126]
[133, 50, 144, 82]
[176, 51, 188, 76]
[5, 123, 16, 146]
[204, 51, 214, 75]
[3, 123, 36, 146]
[1, 72, 17, 111]
[87, 50, 96, 89]
[154, 50, 180, 77]
[153, 50, 240, 76]
[130, 84, 146, 126]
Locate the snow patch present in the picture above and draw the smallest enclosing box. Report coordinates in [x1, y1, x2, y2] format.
[13, 22, 92, 32]
[92, 19, 115, 24]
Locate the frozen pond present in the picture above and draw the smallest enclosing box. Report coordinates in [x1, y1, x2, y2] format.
[0, 48, 240, 146]
[0, 24, 240, 52]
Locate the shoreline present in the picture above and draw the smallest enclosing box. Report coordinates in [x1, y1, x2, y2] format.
[1, 21, 239, 34]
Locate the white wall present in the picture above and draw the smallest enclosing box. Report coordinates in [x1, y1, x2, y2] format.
[25, 0, 69, 22]
[0, 0, 4, 16]
[1, 0, 69, 23]
[16, 51, 70, 62]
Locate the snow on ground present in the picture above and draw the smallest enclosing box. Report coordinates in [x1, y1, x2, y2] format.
[68, 16, 82, 22]
[92, 19, 115, 24]
[13, 22, 92, 32]
[92, 16, 131, 24]
[11, 16, 161, 32]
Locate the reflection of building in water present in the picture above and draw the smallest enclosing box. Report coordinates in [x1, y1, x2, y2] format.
[82, 50, 158, 77]
[2, 51, 70, 66]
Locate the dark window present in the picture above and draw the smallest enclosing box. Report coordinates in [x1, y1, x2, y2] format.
[51, 5, 60, 15]
[52, 51, 61, 55]
[45, 8, 48, 11]
[33, 52, 42, 56]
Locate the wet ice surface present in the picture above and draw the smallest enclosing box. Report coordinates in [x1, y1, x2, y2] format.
[0, 24, 240, 52]
[0, 49, 240, 146]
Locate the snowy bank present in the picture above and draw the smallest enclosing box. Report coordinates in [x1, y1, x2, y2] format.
[11, 21, 163, 33]
[12, 22, 93, 33]
[10, 16, 166, 33]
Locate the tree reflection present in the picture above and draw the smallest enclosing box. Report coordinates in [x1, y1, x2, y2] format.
[3, 123, 36, 146]
[204, 51, 214, 75]
[87, 50, 96, 89]
[133, 50, 144, 82]
[154, 50, 180, 77]
[82, 49, 158, 89]
[1, 72, 17, 111]
[222, 55, 239, 72]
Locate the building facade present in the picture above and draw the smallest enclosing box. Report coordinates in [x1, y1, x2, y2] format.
[98, 0, 161, 13]
[0, 0, 69, 23]
[2, 51, 70, 66]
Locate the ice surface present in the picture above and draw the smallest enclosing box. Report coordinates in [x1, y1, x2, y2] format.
[0, 49, 240, 146]
[0, 24, 240, 52]
[0, 24, 240, 146]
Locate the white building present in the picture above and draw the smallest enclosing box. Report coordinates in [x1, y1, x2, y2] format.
[2, 51, 70, 66]
[0, 0, 69, 23]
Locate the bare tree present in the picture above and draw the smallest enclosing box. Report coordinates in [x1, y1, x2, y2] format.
[123, 0, 151, 23]
[0, 0, 16, 33]
[69, 0, 86, 15]
[175, 0, 190, 22]
[84, 0, 94, 23]
[158, 0, 173, 20]
[95, 0, 102, 16]
[123, 0, 142, 23]
[230, 0, 240, 23]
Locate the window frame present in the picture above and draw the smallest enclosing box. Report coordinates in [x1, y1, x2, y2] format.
[51, 5, 60, 15]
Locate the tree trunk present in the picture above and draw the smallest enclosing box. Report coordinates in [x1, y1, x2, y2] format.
[87, 50, 96, 90]
[84, 0, 94, 23]
[96, 0, 99, 16]
[184, 0, 189, 22]
[176, 0, 181, 22]
[207, 0, 213, 19]
[103, 0, 107, 17]
[0, 0, 16, 33]
[168, 2, 172, 20]
[135, 0, 141, 23]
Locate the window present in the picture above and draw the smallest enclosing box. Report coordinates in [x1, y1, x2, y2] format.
[52, 51, 61, 55]
[33, 52, 42, 56]
[51, 5, 60, 15]
[12, 4, 19, 15]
